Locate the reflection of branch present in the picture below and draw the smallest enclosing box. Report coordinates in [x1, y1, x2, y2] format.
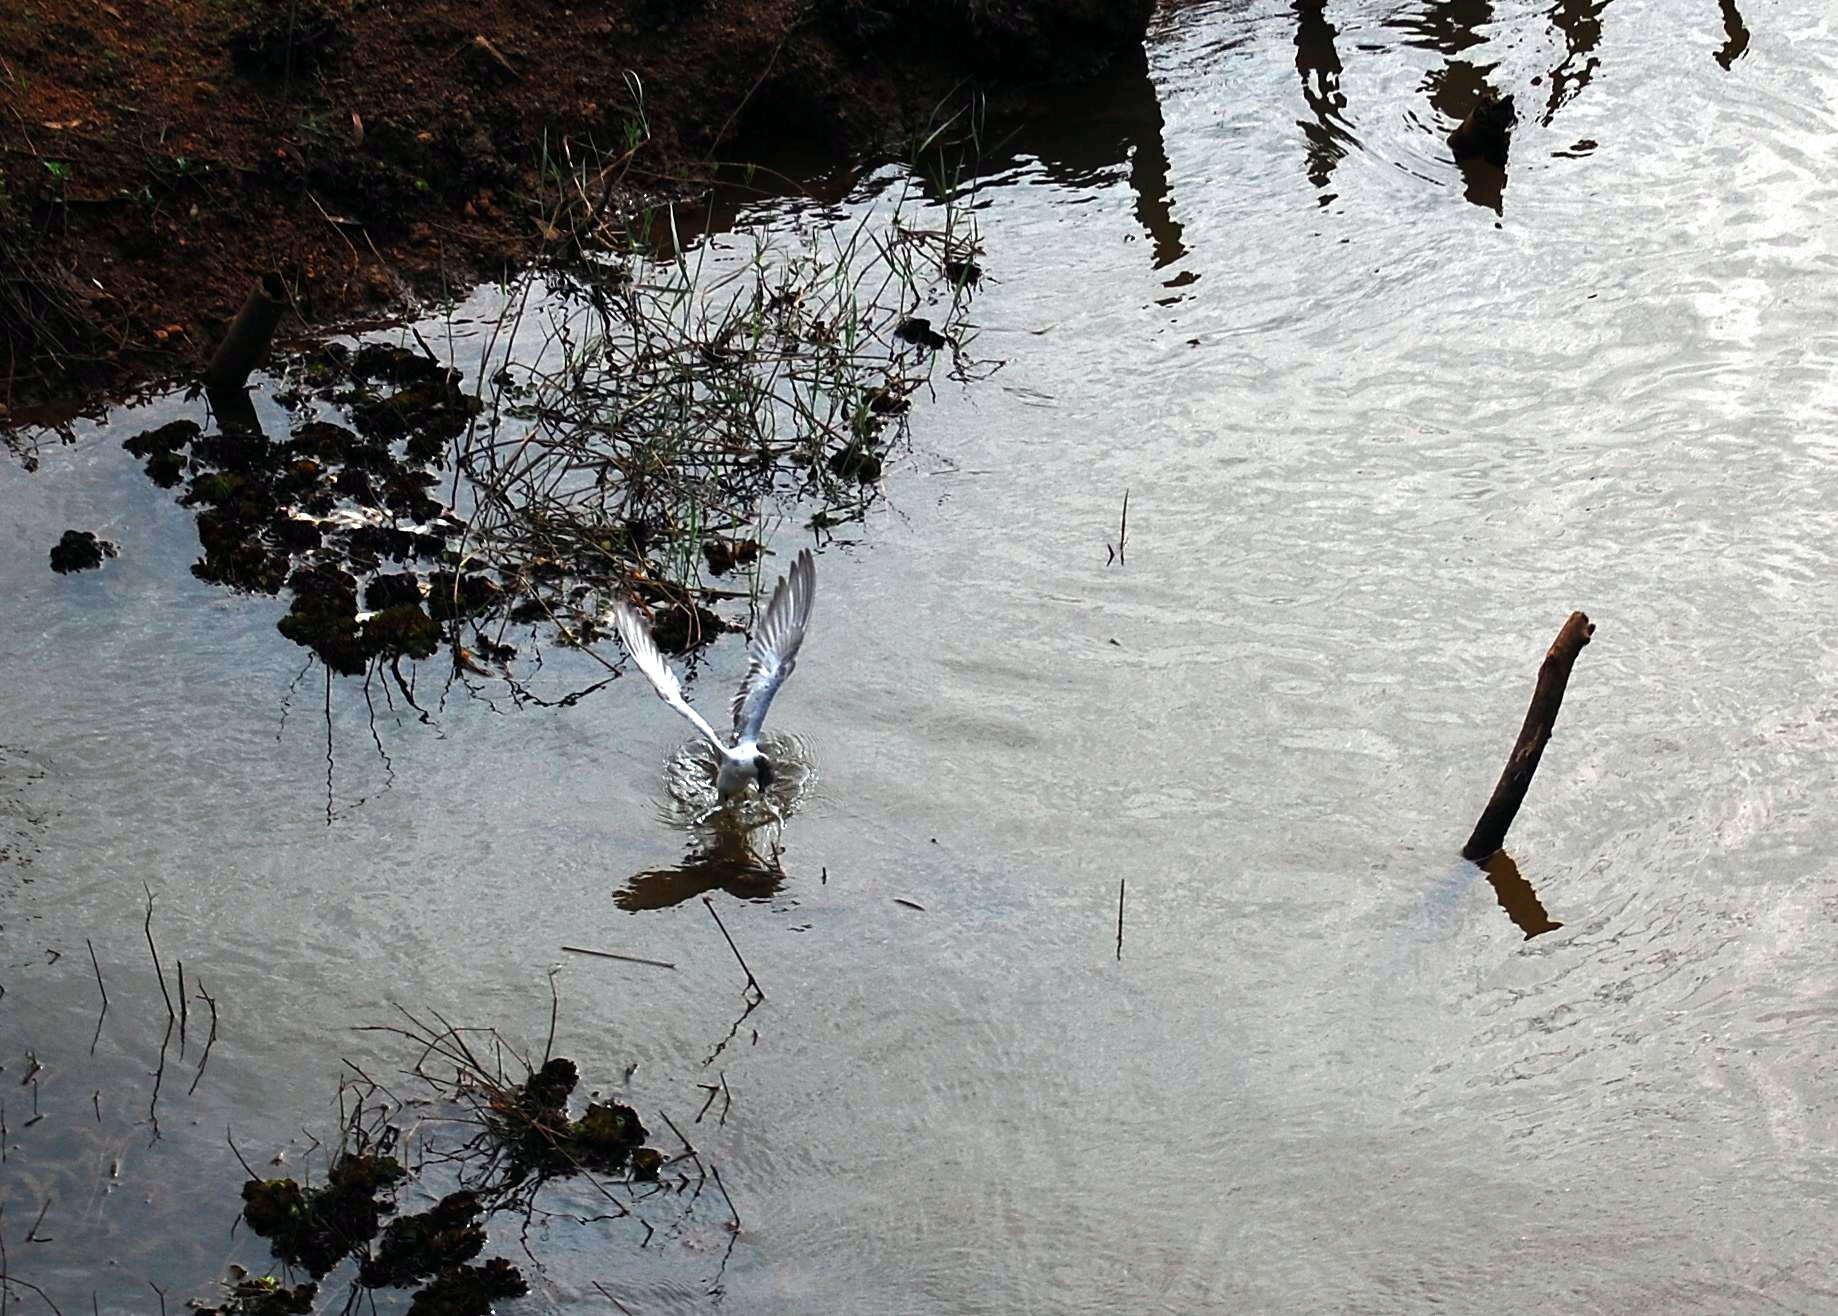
[1462, 611, 1594, 862]
[701, 992, 762, 1071]
[1542, 0, 1608, 125]
[1482, 850, 1563, 940]
[1714, 0, 1750, 69]
[1294, 0, 1350, 192]
[86, 938, 108, 1056]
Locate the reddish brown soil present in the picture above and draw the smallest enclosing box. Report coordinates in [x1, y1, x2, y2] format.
[0, 0, 1147, 414]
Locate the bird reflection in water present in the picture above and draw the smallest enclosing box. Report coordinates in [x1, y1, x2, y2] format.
[614, 734, 818, 911]
[615, 821, 788, 912]
[1481, 850, 1563, 940]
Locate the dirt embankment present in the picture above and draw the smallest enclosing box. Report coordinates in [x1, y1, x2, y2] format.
[0, 0, 1152, 413]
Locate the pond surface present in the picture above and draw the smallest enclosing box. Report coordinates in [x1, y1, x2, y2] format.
[7, 0, 1838, 1310]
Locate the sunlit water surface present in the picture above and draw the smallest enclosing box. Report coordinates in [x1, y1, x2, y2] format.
[6, 0, 1838, 1310]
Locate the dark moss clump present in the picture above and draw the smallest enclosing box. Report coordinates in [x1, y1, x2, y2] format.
[364, 572, 424, 610]
[488, 1057, 654, 1177]
[125, 419, 201, 487]
[425, 571, 499, 621]
[701, 537, 761, 577]
[240, 1152, 407, 1279]
[828, 443, 884, 482]
[193, 1276, 318, 1316]
[358, 1192, 486, 1289]
[351, 344, 448, 389]
[894, 316, 948, 351]
[519, 1057, 578, 1113]
[363, 604, 441, 660]
[649, 602, 725, 655]
[277, 565, 366, 675]
[48, 528, 118, 573]
[405, 1259, 527, 1316]
[571, 1100, 649, 1161]
[349, 379, 475, 447]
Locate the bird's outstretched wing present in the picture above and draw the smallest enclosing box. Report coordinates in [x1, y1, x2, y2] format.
[731, 549, 816, 744]
[610, 602, 728, 753]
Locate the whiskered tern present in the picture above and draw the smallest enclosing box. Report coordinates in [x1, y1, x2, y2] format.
[609, 549, 816, 801]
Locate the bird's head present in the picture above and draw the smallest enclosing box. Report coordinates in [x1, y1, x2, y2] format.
[753, 755, 775, 793]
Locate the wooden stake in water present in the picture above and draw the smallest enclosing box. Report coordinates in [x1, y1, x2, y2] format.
[1462, 611, 1594, 862]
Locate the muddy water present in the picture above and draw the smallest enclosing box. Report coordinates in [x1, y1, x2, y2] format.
[7, 0, 1838, 1310]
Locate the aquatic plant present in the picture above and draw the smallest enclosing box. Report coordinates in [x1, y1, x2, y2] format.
[457, 136, 986, 683]
[212, 1003, 695, 1315]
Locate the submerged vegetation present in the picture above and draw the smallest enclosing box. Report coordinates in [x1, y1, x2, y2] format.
[105, 124, 987, 708]
[208, 1005, 691, 1315]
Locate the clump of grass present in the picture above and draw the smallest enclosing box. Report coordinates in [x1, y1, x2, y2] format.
[459, 106, 989, 667]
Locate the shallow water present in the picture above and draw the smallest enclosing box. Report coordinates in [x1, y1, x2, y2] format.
[8, 0, 1838, 1310]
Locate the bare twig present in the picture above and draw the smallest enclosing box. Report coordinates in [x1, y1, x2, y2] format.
[543, 967, 559, 1067]
[702, 898, 764, 1000]
[85, 939, 107, 1056]
[592, 1282, 636, 1315]
[176, 959, 188, 1056]
[188, 983, 220, 1096]
[561, 946, 677, 971]
[710, 1163, 742, 1231]
[142, 886, 175, 1023]
[1116, 877, 1125, 962]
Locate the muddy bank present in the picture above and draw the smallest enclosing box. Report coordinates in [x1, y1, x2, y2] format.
[0, 0, 1151, 412]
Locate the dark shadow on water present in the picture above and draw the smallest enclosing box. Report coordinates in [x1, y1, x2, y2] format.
[1389, 0, 1495, 53]
[983, 45, 1187, 272]
[1293, 0, 1356, 200]
[616, 827, 785, 912]
[698, 42, 1187, 276]
[1390, 3, 1513, 213]
[1433, 67, 1513, 214]
[1482, 850, 1563, 940]
[1715, 0, 1750, 68]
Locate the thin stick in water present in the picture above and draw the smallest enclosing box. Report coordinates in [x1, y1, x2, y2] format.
[591, 1282, 636, 1315]
[142, 886, 175, 1024]
[85, 939, 107, 1057]
[710, 1162, 742, 1231]
[24, 1199, 48, 1244]
[175, 959, 188, 1057]
[543, 967, 559, 1067]
[561, 946, 677, 970]
[188, 984, 220, 1097]
[1116, 877, 1125, 962]
[702, 898, 765, 1000]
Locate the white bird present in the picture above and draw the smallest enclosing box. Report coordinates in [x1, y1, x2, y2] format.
[609, 549, 816, 801]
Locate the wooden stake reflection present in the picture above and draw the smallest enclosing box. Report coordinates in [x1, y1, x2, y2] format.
[1482, 850, 1563, 941]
